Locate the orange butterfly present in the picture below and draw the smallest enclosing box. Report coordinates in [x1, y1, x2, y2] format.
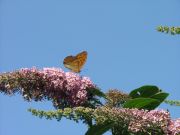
[63, 51, 87, 73]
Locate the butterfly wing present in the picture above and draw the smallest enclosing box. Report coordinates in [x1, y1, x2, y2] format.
[63, 56, 79, 72]
[63, 51, 87, 73]
[75, 51, 87, 72]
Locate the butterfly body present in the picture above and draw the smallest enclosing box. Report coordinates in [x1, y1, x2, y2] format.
[63, 51, 87, 73]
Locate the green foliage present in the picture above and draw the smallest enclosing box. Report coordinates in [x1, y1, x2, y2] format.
[28, 107, 94, 125]
[164, 100, 180, 106]
[28, 108, 70, 121]
[84, 87, 107, 108]
[157, 26, 180, 35]
[123, 98, 160, 110]
[85, 122, 114, 135]
[129, 85, 160, 98]
[88, 87, 107, 99]
[125, 85, 169, 110]
[151, 92, 169, 102]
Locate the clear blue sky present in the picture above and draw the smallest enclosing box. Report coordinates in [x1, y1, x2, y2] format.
[0, 0, 180, 135]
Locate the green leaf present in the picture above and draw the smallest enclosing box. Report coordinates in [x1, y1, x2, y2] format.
[85, 122, 114, 135]
[151, 92, 169, 102]
[125, 91, 169, 110]
[85, 88, 107, 108]
[129, 85, 161, 98]
[128, 86, 169, 110]
[123, 98, 160, 110]
[88, 88, 107, 99]
[143, 92, 169, 109]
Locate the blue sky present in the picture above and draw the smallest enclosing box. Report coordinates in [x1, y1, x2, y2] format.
[0, 0, 180, 135]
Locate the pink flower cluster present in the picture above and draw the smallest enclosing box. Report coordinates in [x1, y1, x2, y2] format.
[95, 107, 178, 134]
[0, 67, 95, 108]
[168, 118, 180, 135]
[128, 109, 170, 134]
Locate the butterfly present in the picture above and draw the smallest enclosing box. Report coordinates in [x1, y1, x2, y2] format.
[63, 51, 87, 73]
